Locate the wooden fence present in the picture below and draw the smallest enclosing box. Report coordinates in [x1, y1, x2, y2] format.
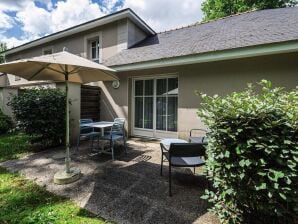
[80, 85, 100, 121]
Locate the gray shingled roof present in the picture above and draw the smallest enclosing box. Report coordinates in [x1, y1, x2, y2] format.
[104, 7, 298, 67]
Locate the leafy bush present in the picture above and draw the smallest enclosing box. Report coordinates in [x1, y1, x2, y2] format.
[198, 80, 298, 223]
[0, 109, 12, 134]
[9, 88, 65, 147]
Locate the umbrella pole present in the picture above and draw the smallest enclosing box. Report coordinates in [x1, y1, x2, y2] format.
[65, 73, 70, 173]
[54, 72, 81, 184]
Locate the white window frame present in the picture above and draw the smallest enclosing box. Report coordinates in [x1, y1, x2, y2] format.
[90, 39, 100, 63]
[84, 32, 102, 63]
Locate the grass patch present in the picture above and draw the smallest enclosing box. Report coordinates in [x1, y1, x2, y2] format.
[0, 167, 108, 224]
[0, 133, 33, 162]
[0, 134, 111, 223]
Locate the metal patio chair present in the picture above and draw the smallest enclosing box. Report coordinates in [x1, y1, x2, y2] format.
[160, 142, 206, 196]
[189, 129, 208, 144]
[99, 118, 127, 160]
[76, 119, 100, 151]
[114, 118, 127, 146]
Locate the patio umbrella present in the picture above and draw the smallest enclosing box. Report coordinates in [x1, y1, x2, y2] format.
[0, 50, 118, 184]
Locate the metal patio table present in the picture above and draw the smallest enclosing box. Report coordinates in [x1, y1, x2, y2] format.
[81, 121, 114, 136]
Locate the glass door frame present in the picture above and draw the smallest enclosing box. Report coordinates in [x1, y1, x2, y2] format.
[132, 74, 179, 138]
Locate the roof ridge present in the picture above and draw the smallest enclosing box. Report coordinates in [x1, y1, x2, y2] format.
[157, 8, 261, 34]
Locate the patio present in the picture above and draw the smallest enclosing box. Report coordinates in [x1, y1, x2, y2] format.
[0, 138, 219, 224]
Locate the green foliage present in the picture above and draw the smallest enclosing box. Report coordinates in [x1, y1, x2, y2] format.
[201, 0, 298, 21]
[198, 80, 298, 223]
[0, 109, 12, 134]
[9, 88, 66, 147]
[0, 42, 7, 64]
[0, 167, 108, 223]
[0, 133, 32, 162]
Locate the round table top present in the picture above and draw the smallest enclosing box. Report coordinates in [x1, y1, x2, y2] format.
[160, 138, 188, 150]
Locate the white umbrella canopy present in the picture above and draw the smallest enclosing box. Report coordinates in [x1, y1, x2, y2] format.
[0, 51, 118, 184]
[0, 51, 118, 83]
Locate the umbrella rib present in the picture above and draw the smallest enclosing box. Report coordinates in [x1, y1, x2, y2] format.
[101, 70, 119, 80]
[46, 66, 66, 75]
[31, 61, 67, 75]
[58, 64, 66, 73]
[69, 67, 83, 74]
[67, 67, 118, 81]
[67, 67, 95, 75]
[28, 63, 51, 80]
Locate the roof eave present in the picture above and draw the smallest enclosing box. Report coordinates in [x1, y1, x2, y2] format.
[111, 40, 298, 72]
[5, 8, 155, 55]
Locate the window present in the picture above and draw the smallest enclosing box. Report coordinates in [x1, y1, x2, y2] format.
[90, 40, 100, 63]
[43, 48, 53, 55]
[156, 78, 178, 132]
[84, 32, 101, 63]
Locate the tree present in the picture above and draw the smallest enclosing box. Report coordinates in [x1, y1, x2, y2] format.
[202, 0, 298, 21]
[0, 42, 7, 64]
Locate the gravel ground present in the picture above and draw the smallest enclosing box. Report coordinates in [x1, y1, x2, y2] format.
[1, 138, 219, 224]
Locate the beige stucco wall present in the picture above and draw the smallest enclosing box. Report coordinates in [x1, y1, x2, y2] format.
[127, 19, 147, 48]
[6, 20, 128, 61]
[4, 19, 131, 87]
[56, 82, 81, 144]
[101, 22, 120, 60]
[0, 87, 18, 117]
[0, 74, 8, 87]
[99, 52, 298, 139]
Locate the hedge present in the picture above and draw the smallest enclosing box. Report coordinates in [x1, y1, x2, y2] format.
[198, 80, 297, 223]
[9, 88, 66, 147]
[0, 109, 12, 134]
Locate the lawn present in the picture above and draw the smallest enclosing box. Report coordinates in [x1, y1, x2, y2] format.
[0, 133, 109, 224]
[0, 167, 108, 224]
[0, 133, 32, 162]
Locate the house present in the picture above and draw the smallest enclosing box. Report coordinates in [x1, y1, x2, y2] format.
[1, 7, 298, 141]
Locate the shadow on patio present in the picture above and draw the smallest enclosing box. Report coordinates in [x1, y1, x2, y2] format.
[0, 138, 219, 224]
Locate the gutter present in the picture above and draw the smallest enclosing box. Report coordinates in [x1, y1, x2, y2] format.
[111, 40, 298, 72]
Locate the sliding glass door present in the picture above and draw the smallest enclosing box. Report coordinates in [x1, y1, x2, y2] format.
[156, 78, 178, 132]
[134, 79, 154, 130]
[133, 76, 178, 138]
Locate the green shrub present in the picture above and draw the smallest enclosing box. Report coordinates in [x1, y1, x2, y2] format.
[0, 109, 12, 134]
[198, 80, 298, 223]
[9, 88, 65, 147]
